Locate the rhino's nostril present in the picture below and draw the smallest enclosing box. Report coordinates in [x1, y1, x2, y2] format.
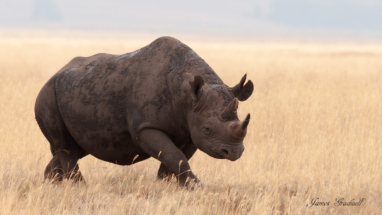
[221, 149, 229, 157]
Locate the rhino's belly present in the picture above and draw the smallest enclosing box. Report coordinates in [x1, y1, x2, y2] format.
[85, 139, 151, 166]
[69, 124, 150, 165]
[58, 98, 148, 165]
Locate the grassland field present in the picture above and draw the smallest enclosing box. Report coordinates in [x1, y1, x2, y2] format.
[1, 34, 382, 214]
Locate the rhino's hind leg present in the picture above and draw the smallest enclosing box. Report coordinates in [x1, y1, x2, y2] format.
[36, 78, 88, 184]
[43, 136, 87, 182]
[37, 114, 87, 182]
[45, 152, 86, 182]
[45, 155, 85, 182]
[35, 78, 87, 183]
[44, 154, 64, 181]
[43, 142, 86, 182]
[56, 146, 86, 182]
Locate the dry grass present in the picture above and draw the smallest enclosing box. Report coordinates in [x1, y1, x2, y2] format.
[1, 34, 382, 214]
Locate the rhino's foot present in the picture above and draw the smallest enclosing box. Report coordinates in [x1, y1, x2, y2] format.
[44, 173, 63, 183]
[44, 154, 64, 182]
[44, 153, 86, 183]
[157, 163, 175, 181]
[45, 168, 85, 184]
[157, 174, 174, 182]
[157, 161, 204, 189]
[182, 177, 205, 190]
[158, 172, 204, 190]
[64, 171, 86, 183]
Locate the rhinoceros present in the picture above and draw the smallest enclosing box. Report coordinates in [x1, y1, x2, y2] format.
[35, 36, 253, 187]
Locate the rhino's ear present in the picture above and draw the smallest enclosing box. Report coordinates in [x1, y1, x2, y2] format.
[189, 75, 204, 101]
[231, 74, 253, 101]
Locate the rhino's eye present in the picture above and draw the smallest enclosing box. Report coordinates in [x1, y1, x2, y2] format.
[203, 127, 212, 135]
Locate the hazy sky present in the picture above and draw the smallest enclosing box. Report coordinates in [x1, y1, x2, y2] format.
[1, 0, 382, 38]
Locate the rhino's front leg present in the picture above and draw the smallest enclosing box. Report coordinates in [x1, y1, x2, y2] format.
[138, 129, 200, 187]
[158, 144, 197, 180]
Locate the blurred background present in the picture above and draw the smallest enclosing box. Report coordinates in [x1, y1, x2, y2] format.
[1, 1, 382, 214]
[1, 0, 382, 41]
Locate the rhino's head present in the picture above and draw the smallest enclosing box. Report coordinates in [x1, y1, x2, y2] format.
[187, 74, 253, 161]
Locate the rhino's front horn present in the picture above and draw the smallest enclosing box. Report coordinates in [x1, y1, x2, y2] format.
[228, 114, 250, 141]
[241, 114, 250, 130]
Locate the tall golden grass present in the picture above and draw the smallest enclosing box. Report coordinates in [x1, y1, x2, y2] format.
[1, 34, 382, 214]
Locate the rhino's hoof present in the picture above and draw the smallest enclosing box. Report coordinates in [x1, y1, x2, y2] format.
[184, 178, 205, 190]
[157, 172, 174, 182]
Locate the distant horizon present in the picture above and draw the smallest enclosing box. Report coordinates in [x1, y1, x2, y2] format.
[0, 0, 382, 39]
[1, 0, 382, 42]
[1, 27, 381, 44]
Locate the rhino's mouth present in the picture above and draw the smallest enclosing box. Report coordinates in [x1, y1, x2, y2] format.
[210, 144, 244, 161]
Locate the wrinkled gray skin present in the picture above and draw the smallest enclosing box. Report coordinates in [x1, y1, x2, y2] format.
[35, 36, 253, 187]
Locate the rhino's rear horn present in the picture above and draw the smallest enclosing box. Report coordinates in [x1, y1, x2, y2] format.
[221, 98, 238, 120]
[231, 74, 254, 101]
[189, 75, 204, 101]
[241, 113, 250, 130]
